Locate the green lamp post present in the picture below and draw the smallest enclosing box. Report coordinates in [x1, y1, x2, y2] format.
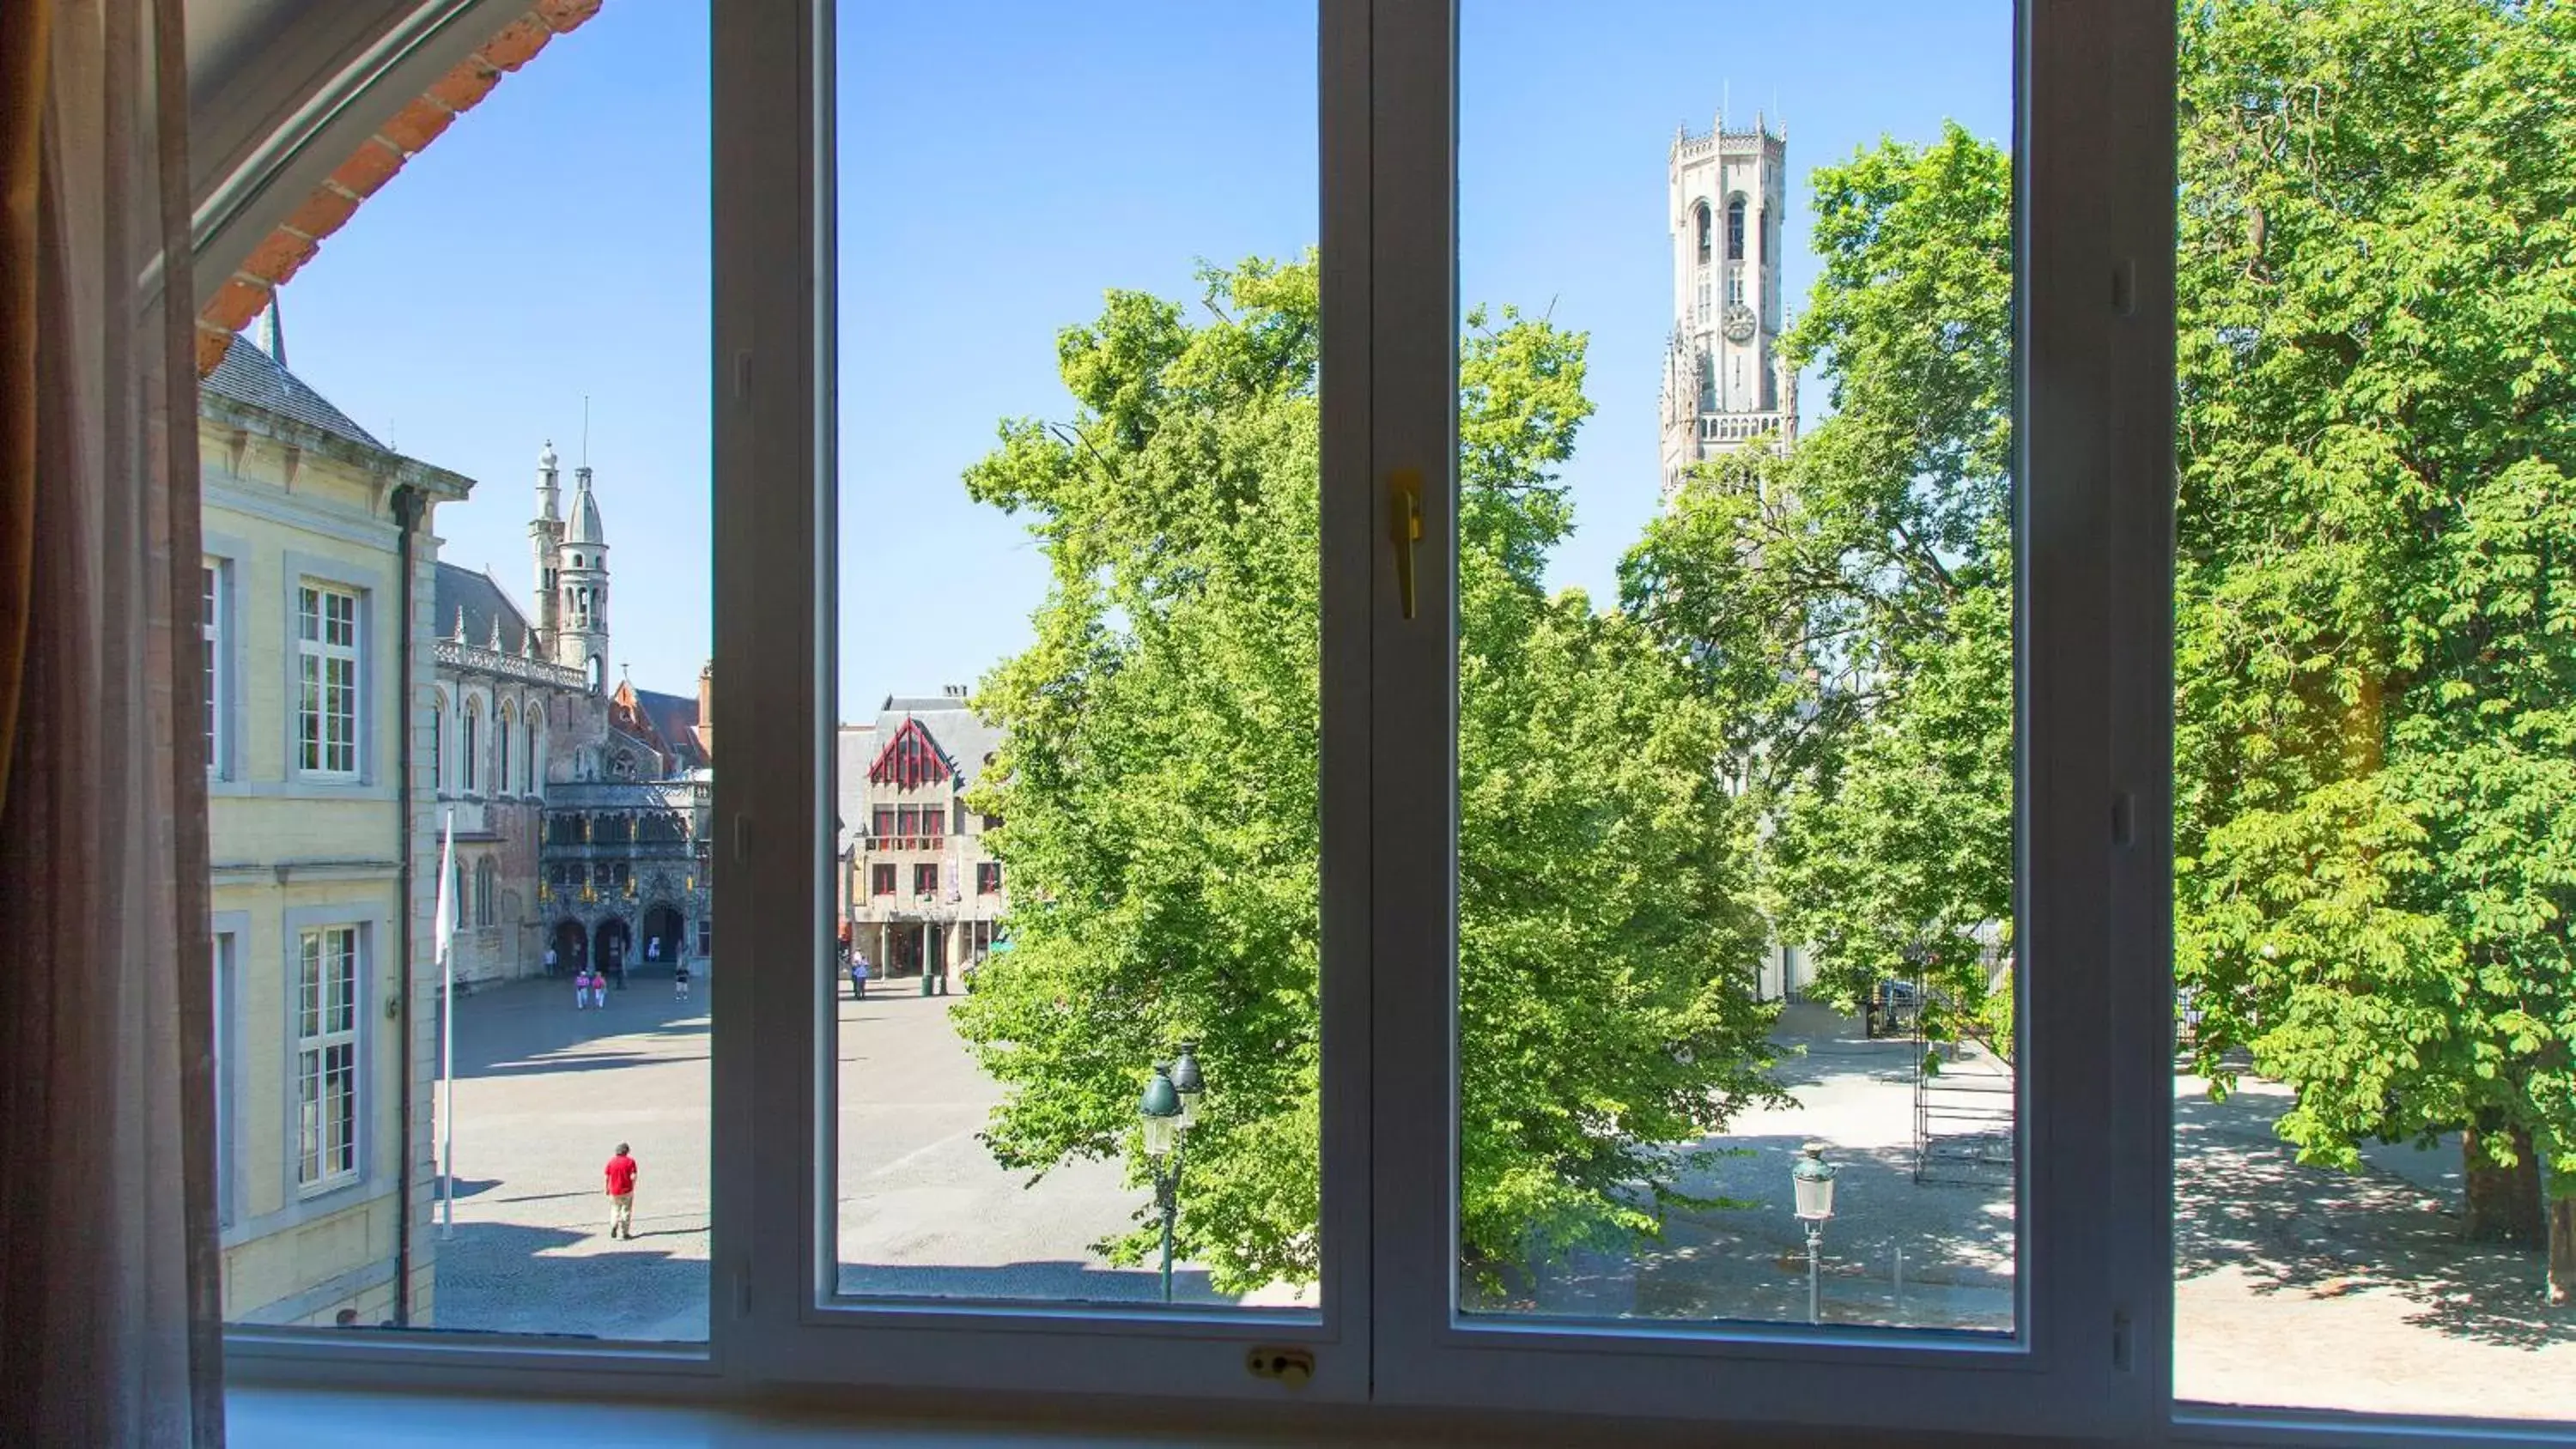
[1791, 1143, 1839, 1325]
[1139, 1063, 1186, 1303]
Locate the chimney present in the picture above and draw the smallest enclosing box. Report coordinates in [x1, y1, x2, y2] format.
[697, 662, 714, 749]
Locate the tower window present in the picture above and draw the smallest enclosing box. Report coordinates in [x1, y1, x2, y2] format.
[1694, 203, 1710, 264]
[1727, 196, 1746, 260]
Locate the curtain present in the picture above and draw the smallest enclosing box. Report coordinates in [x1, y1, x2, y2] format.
[0, 0, 223, 1444]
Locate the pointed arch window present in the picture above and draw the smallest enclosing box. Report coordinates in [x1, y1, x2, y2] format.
[462, 700, 481, 792]
[1726, 194, 1746, 260]
[1694, 201, 1711, 264]
[498, 701, 515, 794]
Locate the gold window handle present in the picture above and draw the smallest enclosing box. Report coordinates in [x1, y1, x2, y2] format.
[1388, 469, 1422, 621]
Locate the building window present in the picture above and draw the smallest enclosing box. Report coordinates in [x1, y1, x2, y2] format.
[526, 714, 542, 792]
[1696, 277, 1710, 324]
[1726, 265, 1744, 306]
[975, 862, 1001, 895]
[476, 858, 499, 927]
[201, 561, 224, 773]
[1726, 193, 1746, 259]
[912, 863, 939, 897]
[462, 700, 480, 792]
[431, 701, 445, 792]
[1695, 201, 1710, 263]
[871, 864, 895, 896]
[295, 584, 360, 777]
[872, 805, 895, 838]
[294, 926, 361, 1189]
[497, 702, 513, 793]
[921, 804, 945, 840]
[896, 805, 919, 837]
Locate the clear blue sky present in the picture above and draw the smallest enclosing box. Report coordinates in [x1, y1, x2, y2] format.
[269, 1, 2008, 722]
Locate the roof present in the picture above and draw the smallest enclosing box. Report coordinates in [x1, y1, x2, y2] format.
[433, 563, 538, 655]
[203, 330, 383, 451]
[860, 693, 1003, 792]
[567, 471, 606, 546]
[629, 688, 708, 771]
[835, 725, 877, 850]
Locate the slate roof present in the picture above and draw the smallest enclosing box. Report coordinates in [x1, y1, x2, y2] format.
[865, 693, 1004, 791]
[433, 563, 539, 654]
[203, 331, 384, 451]
[630, 688, 709, 771]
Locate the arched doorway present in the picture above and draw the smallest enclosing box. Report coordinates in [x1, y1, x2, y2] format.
[593, 917, 631, 979]
[641, 904, 685, 973]
[550, 919, 588, 973]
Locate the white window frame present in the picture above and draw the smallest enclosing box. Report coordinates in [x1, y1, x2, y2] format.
[234, 5, 2566, 1447]
[293, 925, 362, 1192]
[203, 557, 228, 776]
[295, 581, 361, 779]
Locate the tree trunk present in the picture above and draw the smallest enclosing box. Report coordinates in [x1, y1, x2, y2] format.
[2461, 1122, 2546, 1247]
[2549, 1195, 2574, 1307]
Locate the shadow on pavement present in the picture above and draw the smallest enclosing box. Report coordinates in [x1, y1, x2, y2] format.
[2175, 1086, 2571, 1350]
[429, 1220, 708, 1342]
[834, 1259, 1255, 1308]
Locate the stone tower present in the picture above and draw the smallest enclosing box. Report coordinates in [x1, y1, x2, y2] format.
[532, 440, 564, 644]
[1659, 109, 1797, 504]
[554, 462, 611, 692]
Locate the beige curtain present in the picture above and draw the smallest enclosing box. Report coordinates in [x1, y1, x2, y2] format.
[0, 0, 223, 1445]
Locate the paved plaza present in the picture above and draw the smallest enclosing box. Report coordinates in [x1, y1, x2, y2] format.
[428, 977, 2573, 1421]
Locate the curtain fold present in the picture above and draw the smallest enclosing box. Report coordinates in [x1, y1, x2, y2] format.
[0, 0, 222, 1445]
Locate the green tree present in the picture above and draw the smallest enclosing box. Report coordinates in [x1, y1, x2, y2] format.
[954, 259, 1783, 1293]
[2171, 0, 2576, 1295]
[1624, 123, 2017, 1035]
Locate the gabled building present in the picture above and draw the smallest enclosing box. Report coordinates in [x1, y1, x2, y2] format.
[836, 688, 1007, 983]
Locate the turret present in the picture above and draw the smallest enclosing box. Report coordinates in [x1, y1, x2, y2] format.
[554, 462, 611, 692]
[532, 440, 564, 646]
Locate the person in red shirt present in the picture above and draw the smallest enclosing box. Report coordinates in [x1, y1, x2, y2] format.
[604, 1143, 639, 1239]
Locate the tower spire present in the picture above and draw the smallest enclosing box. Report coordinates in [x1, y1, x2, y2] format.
[257, 299, 287, 367]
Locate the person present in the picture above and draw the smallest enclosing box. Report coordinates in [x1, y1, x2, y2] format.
[647, 935, 660, 965]
[851, 952, 869, 1001]
[603, 1143, 638, 1240]
[586, 966, 606, 1011]
[544, 945, 558, 979]
[573, 963, 592, 1011]
[673, 959, 691, 1002]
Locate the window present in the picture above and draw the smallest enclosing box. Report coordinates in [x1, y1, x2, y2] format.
[920, 803, 943, 840]
[497, 702, 513, 793]
[201, 560, 224, 772]
[872, 805, 894, 838]
[895, 805, 918, 837]
[1725, 264, 1743, 306]
[871, 864, 895, 897]
[1694, 201, 1710, 264]
[294, 926, 361, 1189]
[476, 858, 499, 927]
[295, 583, 359, 776]
[975, 862, 1000, 895]
[1725, 193, 1745, 259]
[526, 712, 542, 792]
[461, 699, 480, 792]
[910, 863, 938, 898]
[431, 700, 446, 792]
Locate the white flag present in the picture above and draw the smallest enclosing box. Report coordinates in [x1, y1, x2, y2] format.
[434, 811, 456, 964]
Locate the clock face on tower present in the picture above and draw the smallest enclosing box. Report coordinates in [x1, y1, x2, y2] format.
[1722, 303, 1757, 343]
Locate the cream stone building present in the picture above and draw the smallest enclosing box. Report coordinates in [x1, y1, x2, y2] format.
[202, 317, 468, 1326]
[1658, 109, 1797, 503]
[835, 689, 1007, 984]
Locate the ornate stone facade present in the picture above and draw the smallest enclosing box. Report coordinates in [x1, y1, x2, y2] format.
[1659, 110, 1798, 503]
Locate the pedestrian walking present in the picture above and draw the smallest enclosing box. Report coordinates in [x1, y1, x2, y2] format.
[572, 964, 592, 1010]
[544, 945, 558, 979]
[851, 953, 870, 1001]
[604, 1143, 638, 1239]
[673, 960, 691, 1002]
[585, 967, 606, 1010]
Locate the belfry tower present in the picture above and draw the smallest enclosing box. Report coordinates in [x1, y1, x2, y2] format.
[1659, 109, 1797, 504]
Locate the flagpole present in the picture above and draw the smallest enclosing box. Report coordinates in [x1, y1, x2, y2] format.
[438, 810, 456, 1239]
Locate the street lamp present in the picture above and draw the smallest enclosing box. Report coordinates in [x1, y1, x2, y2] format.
[1139, 1063, 1187, 1302]
[1791, 1143, 1838, 1325]
[1170, 1040, 1205, 1127]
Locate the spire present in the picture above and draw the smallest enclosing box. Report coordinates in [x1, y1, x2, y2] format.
[257, 300, 286, 367]
[567, 463, 606, 547]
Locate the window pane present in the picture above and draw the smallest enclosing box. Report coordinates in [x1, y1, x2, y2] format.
[830, 2, 1320, 1311]
[2171, 0, 2576, 1422]
[204, 1, 713, 1337]
[1455, 3, 2016, 1332]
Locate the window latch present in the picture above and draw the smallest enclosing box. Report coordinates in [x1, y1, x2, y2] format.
[1388, 469, 1422, 620]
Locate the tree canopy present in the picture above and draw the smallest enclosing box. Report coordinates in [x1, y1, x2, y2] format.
[956, 260, 1782, 1293]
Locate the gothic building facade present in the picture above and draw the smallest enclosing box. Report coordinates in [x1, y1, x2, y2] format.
[835, 688, 1008, 984]
[431, 444, 713, 987]
[1659, 111, 1798, 503]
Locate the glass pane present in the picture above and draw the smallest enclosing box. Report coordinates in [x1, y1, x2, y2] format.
[204, 1, 712, 1338]
[830, 2, 1320, 1310]
[1455, 3, 2017, 1331]
[2171, 0, 2576, 1422]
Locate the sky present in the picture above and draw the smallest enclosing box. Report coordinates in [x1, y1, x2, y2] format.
[268, 2, 2010, 722]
